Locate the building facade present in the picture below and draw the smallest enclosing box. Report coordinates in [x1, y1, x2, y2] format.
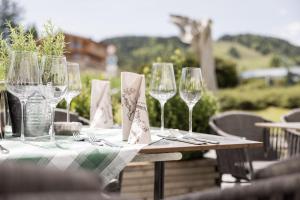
[64, 33, 107, 71]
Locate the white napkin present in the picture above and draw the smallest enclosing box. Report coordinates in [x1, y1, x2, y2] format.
[90, 80, 113, 128]
[121, 72, 151, 144]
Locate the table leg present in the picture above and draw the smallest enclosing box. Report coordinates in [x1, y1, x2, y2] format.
[154, 161, 165, 200]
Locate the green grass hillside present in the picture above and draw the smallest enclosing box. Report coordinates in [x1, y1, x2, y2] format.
[220, 34, 300, 57]
[213, 41, 274, 71]
[102, 34, 300, 72]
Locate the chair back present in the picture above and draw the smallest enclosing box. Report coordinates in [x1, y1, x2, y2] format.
[210, 111, 278, 181]
[282, 109, 300, 122]
[210, 111, 272, 161]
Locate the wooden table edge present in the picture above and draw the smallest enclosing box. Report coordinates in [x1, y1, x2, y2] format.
[139, 142, 263, 154]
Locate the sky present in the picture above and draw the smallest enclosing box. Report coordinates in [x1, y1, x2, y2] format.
[17, 0, 300, 45]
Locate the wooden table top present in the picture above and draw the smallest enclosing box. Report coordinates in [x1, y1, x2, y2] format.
[256, 122, 300, 130]
[140, 133, 262, 154]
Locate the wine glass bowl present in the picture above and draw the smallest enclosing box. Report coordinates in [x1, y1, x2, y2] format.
[65, 62, 82, 122]
[6, 51, 40, 141]
[149, 63, 176, 132]
[40, 56, 68, 103]
[179, 67, 203, 133]
[6, 51, 40, 100]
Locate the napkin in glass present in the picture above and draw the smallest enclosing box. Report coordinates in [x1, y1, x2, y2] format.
[121, 72, 151, 144]
[90, 80, 113, 128]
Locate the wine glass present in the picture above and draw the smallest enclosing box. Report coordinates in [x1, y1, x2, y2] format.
[40, 55, 68, 141]
[65, 62, 81, 122]
[179, 67, 203, 133]
[149, 63, 176, 133]
[6, 51, 40, 141]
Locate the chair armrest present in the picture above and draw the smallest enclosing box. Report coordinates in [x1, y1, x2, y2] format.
[167, 172, 300, 200]
[253, 155, 300, 180]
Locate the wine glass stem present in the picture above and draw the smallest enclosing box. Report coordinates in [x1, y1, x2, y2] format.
[188, 106, 193, 133]
[66, 100, 71, 122]
[20, 100, 26, 141]
[160, 101, 166, 132]
[0, 91, 5, 139]
[50, 105, 56, 142]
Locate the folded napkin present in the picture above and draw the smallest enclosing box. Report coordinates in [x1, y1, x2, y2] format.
[121, 72, 151, 144]
[90, 80, 113, 128]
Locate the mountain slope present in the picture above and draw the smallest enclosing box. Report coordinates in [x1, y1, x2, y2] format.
[101, 34, 300, 71]
[219, 34, 300, 57]
[213, 41, 274, 71]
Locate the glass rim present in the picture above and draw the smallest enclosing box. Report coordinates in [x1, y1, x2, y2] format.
[9, 50, 38, 54]
[41, 55, 66, 59]
[153, 62, 173, 66]
[67, 62, 80, 66]
[182, 67, 201, 70]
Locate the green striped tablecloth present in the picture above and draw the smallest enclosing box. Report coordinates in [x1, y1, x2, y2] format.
[0, 127, 152, 185]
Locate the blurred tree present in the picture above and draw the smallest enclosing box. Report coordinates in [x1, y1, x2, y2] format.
[0, 0, 23, 38]
[215, 57, 239, 88]
[180, 53, 239, 88]
[228, 46, 240, 59]
[270, 55, 282, 67]
[270, 55, 293, 68]
[293, 56, 300, 65]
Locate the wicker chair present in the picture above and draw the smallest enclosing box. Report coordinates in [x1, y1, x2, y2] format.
[281, 109, 300, 157]
[0, 161, 118, 200]
[209, 111, 278, 182]
[167, 173, 300, 200]
[168, 155, 300, 200]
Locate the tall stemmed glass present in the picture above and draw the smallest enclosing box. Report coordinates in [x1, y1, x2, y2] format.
[65, 62, 81, 122]
[6, 51, 40, 141]
[149, 63, 176, 133]
[179, 67, 203, 133]
[40, 56, 68, 141]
